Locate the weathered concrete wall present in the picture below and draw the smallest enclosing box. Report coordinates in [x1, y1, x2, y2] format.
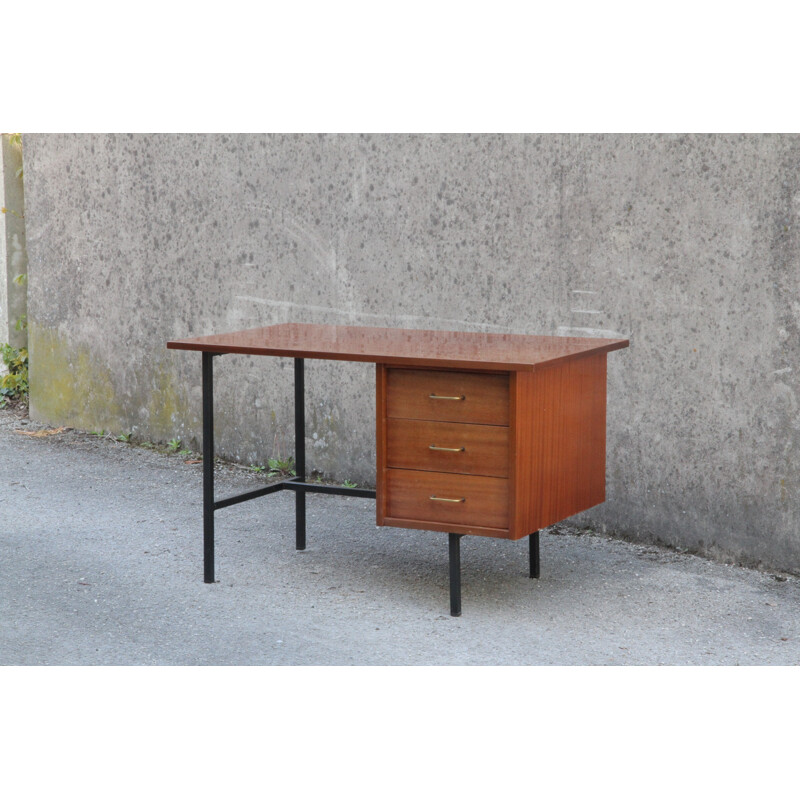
[0, 134, 28, 351]
[22, 133, 800, 572]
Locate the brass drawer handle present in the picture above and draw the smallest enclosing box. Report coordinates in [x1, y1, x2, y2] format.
[429, 393, 465, 401]
[429, 444, 465, 452]
[430, 495, 466, 503]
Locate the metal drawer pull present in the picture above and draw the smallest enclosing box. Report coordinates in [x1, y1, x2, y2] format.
[429, 393, 465, 401]
[430, 495, 466, 503]
[429, 444, 465, 452]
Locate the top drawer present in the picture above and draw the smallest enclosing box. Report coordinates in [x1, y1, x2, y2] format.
[386, 369, 509, 425]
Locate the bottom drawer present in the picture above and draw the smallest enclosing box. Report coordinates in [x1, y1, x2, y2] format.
[384, 469, 509, 531]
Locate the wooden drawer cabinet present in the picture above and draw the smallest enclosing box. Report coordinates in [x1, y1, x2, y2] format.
[377, 356, 610, 540]
[380, 367, 512, 535]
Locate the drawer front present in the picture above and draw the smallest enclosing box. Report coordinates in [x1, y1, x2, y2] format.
[386, 418, 509, 477]
[386, 369, 509, 425]
[385, 469, 509, 530]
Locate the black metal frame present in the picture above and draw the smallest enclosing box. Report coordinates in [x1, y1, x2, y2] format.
[202, 352, 216, 584]
[449, 533, 463, 616]
[294, 358, 306, 550]
[202, 355, 376, 585]
[530, 530, 540, 579]
[200, 351, 540, 615]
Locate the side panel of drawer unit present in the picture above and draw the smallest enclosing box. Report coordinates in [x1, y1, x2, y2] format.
[509, 353, 608, 538]
[385, 368, 509, 425]
[386, 418, 509, 477]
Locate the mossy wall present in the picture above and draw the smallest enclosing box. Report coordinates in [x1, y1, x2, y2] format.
[29, 322, 197, 441]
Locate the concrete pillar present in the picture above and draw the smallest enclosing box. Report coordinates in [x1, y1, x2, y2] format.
[1, 133, 27, 352]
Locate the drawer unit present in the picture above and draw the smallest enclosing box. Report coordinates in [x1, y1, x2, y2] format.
[379, 366, 512, 536]
[384, 469, 509, 531]
[386, 369, 509, 425]
[377, 354, 610, 540]
[386, 418, 509, 478]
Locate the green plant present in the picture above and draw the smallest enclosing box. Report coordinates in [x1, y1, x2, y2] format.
[342, 479, 358, 488]
[90, 429, 105, 436]
[268, 456, 296, 477]
[116, 431, 133, 443]
[167, 438, 182, 452]
[0, 344, 29, 408]
[249, 464, 266, 473]
[178, 448, 191, 456]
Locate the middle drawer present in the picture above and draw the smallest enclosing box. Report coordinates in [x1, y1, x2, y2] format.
[386, 418, 509, 478]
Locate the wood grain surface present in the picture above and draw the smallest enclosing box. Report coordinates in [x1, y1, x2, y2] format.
[510, 353, 607, 538]
[168, 323, 629, 371]
[386, 418, 509, 477]
[385, 369, 509, 425]
[384, 468, 509, 531]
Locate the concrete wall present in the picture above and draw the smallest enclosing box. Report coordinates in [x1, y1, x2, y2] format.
[22, 133, 800, 572]
[0, 134, 28, 351]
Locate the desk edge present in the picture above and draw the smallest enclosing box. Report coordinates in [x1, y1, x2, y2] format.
[166, 338, 629, 371]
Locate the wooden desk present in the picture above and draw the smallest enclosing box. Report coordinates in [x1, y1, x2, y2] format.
[167, 323, 629, 615]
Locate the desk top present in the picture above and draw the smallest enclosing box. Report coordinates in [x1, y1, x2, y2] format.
[167, 323, 629, 371]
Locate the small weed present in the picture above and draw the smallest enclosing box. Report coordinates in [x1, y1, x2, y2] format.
[90, 429, 105, 437]
[342, 479, 358, 488]
[249, 464, 266, 473]
[116, 431, 133, 443]
[167, 438, 182, 452]
[141, 441, 154, 449]
[178, 448, 191, 456]
[0, 344, 28, 408]
[268, 456, 296, 477]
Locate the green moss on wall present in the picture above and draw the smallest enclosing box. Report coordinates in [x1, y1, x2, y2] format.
[28, 323, 197, 440]
[29, 323, 123, 430]
[146, 360, 197, 441]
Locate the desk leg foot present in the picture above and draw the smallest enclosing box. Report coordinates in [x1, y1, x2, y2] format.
[529, 530, 540, 579]
[296, 492, 306, 551]
[449, 533, 463, 617]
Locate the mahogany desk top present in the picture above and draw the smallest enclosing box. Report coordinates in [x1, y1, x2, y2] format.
[167, 322, 629, 371]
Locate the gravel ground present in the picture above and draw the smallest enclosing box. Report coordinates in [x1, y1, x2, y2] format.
[2, 407, 799, 665]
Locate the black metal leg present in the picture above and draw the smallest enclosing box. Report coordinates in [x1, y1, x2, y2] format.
[294, 358, 306, 551]
[529, 530, 540, 579]
[449, 533, 463, 616]
[202, 352, 215, 583]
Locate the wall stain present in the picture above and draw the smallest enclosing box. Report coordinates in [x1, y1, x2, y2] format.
[29, 323, 123, 431]
[146, 360, 197, 441]
[29, 323, 196, 441]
